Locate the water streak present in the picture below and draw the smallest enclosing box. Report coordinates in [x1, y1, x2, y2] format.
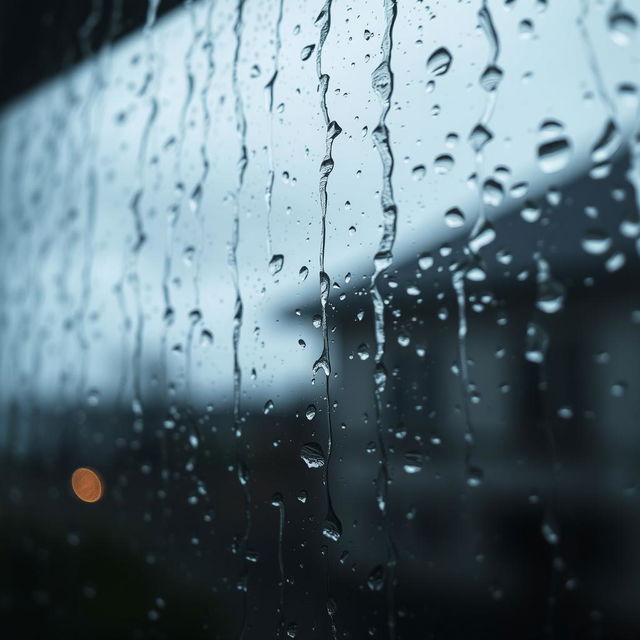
[369, 1, 398, 637]
[265, 0, 284, 262]
[314, 2, 342, 636]
[272, 494, 286, 639]
[456, 0, 501, 486]
[230, 2, 251, 637]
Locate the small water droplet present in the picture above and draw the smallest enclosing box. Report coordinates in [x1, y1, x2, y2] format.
[367, 565, 385, 591]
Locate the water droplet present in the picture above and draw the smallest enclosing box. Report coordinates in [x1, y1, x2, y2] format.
[426, 47, 452, 77]
[200, 329, 213, 346]
[434, 154, 454, 174]
[466, 467, 484, 488]
[305, 404, 316, 420]
[367, 565, 385, 591]
[418, 253, 434, 270]
[521, 201, 541, 223]
[444, 207, 465, 228]
[322, 510, 342, 541]
[536, 258, 565, 314]
[87, 389, 100, 407]
[541, 513, 560, 545]
[525, 322, 549, 363]
[469, 124, 493, 152]
[403, 451, 424, 474]
[538, 138, 571, 173]
[412, 164, 426, 181]
[269, 254, 284, 275]
[300, 443, 325, 469]
[581, 230, 611, 255]
[469, 220, 496, 253]
[480, 65, 503, 92]
[482, 179, 504, 207]
[605, 252, 625, 273]
[510, 181, 529, 198]
[591, 119, 621, 166]
[609, 9, 637, 46]
[300, 44, 315, 61]
[357, 343, 370, 360]
[519, 19, 535, 38]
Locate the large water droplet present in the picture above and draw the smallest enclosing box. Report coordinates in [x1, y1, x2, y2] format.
[609, 9, 637, 46]
[479, 65, 503, 92]
[444, 207, 465, 228]
[426, 47, 452, 77]
[412, 164, 426, 181]
[469, 124, 493, 153]
[403, 451, 424, 474]
[581, 229, 611, 255]
[434, 154, 454, 175]
[300, 443, 325, 469]
[537, 138, 571, 173]
[300, 44, 315, 61]
[482, 178, 504, 207]
[269, 254, 284, 275]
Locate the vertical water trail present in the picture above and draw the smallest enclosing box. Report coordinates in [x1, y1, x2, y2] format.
[159, 0, 193, 429]
[625, 77, 640, 212]
[578, 0, 626, 186]
[628, 96, 640, 215]
[5, 121, 29, 455]
[191, 0, 217, 305]
[469, 0, 501, 245]
[369, 1, 398, 637]
[272, 493, 286, 639]
[178, 0, 199, 171]
[0, 127, 7, 446]
[181, 1, 205, 320]
[77, 5, 109, 402]
[11, 119, 32, 456]
[523, 245, 566, 638]
[578, 0, 618, 121]
[126, 0, 160, 429]
[313, 2, 342, 636]
[264, 0, 284, 262]
[230, 2, 251, 637]
[456, 0, 501, 486]
[199, 0, 216, 201]
[56, 80, 84, 413]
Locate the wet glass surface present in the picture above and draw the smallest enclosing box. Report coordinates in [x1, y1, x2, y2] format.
[1, 0, 640, 637]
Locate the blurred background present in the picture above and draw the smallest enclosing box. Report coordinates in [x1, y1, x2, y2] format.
[1, 0, 640, 638]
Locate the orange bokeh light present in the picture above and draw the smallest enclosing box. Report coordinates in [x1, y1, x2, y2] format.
[71, 467, 104, 503]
